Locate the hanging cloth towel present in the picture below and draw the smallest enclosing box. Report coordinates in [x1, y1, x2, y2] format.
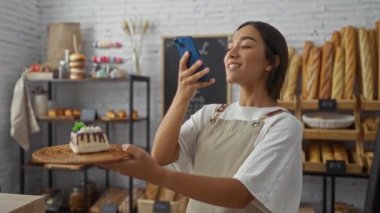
[10, 70, 40, 150]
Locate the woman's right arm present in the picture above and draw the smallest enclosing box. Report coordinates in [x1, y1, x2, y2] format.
[151, 52, 214, 165]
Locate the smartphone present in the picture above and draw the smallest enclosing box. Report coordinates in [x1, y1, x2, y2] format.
[174, 36, 210, 82]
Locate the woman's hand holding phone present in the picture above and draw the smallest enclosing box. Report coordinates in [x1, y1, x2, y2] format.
[176, 51, 215, 102]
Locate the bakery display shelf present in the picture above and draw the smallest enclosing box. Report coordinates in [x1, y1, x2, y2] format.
[302, 123, 360, 141]
[302, 150, 363, 174]
[360, 95, 380, 111]
[300, 98, 357, 110]
[27, 74, 149, 83]
[24, 161, 91, 171]
[37, 116, 148, 123]
[362, 123, 377, 141]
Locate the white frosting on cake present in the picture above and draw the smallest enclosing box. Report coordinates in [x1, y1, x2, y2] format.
[70, 126, 110, 154]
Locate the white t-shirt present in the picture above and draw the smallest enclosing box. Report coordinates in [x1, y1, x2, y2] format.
[174, 102, 303, 213]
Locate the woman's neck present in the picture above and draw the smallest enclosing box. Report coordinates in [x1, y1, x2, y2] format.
[239, 86, 277, 107]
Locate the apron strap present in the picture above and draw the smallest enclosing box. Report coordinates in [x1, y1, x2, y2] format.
[210, 104, 229, 124]
[251, 109, 286, 127]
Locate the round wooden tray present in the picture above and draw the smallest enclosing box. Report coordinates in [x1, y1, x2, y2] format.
[32, 144, 129, 165]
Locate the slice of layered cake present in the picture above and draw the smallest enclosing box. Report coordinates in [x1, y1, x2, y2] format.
[70, 122, 110, 154]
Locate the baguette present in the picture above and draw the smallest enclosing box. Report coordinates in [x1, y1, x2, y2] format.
[331, 31, 342, 51]
[331, 47, 345, 99]
[377, 21, 380, 100]
[359, 28, 374, 100]
[319, 41, 334, 99]
[368, 29, 378, 99]
[280, 47, 296, 100]
[309, 142, 320, 163]
[302, 41, 314, 99]
[283, 54, 302, 101]
[321, 143, 334, 163]
[343, 26, 357, 100]
[305, 47, 321, 100]
[332, 144, 348, 164]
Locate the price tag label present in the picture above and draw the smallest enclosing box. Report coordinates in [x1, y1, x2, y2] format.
[319, 99, 337, 111]
[101, 203, 118, 213]
[80, 108, 96, 121]
[153, 201, 170, 213]
[326, 160, 346, 173]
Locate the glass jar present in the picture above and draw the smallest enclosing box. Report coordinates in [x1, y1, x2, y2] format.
[69, 186, 84, 212]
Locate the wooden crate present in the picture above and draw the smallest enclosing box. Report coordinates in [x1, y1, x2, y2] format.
[360, 95, 380, 111]
[300, 98, 357, 110]
[137, 196, 188, 213]
[303, 148, 363, 174]
[362, 123, 377, 141]
[303, 123, 360, 141]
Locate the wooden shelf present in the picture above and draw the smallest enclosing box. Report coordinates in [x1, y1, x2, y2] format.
[303, 125, 360, 141]
[303, 150, 363, 174]
[362, 123, 377, 141]
[360, 95, 380, 111]
[299, 98, 357, 110]
[277, 99, 297, 110]
[37, 116, 148, 123]
[25, 162, 90, 171]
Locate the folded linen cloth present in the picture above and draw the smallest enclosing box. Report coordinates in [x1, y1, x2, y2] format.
[10, 70, 40, 150]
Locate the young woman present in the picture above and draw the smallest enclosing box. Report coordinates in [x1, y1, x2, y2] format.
[100, 21, 303, 213]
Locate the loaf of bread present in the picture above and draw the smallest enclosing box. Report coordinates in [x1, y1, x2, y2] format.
[158, 188, 176, 202]
[364, 117, 378, 131]
[283, 54, 302, 101]
[309, 142, 321, 163]
[377, 21, 380, 100]
[332, 144, 348, 164]
[368, 29, 378, 99]
[145, 182, 160, 200]
[305, 47, 321, 100]
[319, 41, 334, 99]
[359, 28, 374, 100]
[342, 26, 357, 100]
[331, 31, 342, 51]
[280, 47, 296, 100]
[331, 46, 345, 99]
[321, 143, 334, 163]
[302, 41, 314, 99]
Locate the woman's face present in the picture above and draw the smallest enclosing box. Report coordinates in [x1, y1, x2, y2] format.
[224, 25, 272, 86]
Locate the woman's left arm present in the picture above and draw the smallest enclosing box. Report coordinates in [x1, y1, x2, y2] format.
[98, 144, 253, 209]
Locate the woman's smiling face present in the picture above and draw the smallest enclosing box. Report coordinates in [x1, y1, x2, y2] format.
[224, 25, 272, 86]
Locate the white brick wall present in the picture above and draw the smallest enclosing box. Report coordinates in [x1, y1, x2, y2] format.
[1, 0, 379, 210]
[0, 0, 41, 193]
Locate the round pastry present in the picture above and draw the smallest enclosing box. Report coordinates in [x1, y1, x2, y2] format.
[70, 68, 86, 80]
[48, 109, 57, 117]
[70, 54, 85, 61]
[64, 109, 73, 117]
[106, 110, 116, 119]
[73, 109, 81, 118]
[132, 110, 138, 120]
[117, 110, 127, 118]
[69, 61, 85, 68]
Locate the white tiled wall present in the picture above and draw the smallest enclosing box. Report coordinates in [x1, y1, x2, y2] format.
[1, 0, 379, 211]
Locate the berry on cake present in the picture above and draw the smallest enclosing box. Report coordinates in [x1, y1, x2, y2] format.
[70, 122, 110, 154]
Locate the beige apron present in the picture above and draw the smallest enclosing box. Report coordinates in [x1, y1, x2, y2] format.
[186, 104, 284, 213]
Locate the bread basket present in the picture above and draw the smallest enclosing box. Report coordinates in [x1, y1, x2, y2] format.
[302, 112, 355, 129]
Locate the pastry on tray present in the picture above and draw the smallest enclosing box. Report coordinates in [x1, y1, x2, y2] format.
[70, 122, 110, 154]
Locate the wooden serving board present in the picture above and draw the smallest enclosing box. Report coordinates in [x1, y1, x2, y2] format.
[32, 144, 129, 165]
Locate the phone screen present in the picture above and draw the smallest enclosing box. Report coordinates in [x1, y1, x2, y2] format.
[174, 36, 210, 82]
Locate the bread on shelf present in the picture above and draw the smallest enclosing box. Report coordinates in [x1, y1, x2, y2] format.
[331, 46, 345, 99]
[302, 41, 314, 99]
[305, 47, 321, 100]
[321, 143, 334, 163]
[309, 142, 321, 163]
[342, 26, 357, 100]
[283, 54, 302, 101]
[359, 28, 374, 100]
[319, 41, 334, 99]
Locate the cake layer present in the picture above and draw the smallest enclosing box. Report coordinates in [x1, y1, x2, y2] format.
[70, 142, 110, 154]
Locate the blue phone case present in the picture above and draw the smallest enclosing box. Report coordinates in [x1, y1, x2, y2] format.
[174, 36, 210, 82]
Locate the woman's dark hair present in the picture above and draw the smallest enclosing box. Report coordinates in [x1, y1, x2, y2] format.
[237, 21, 288, 100]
